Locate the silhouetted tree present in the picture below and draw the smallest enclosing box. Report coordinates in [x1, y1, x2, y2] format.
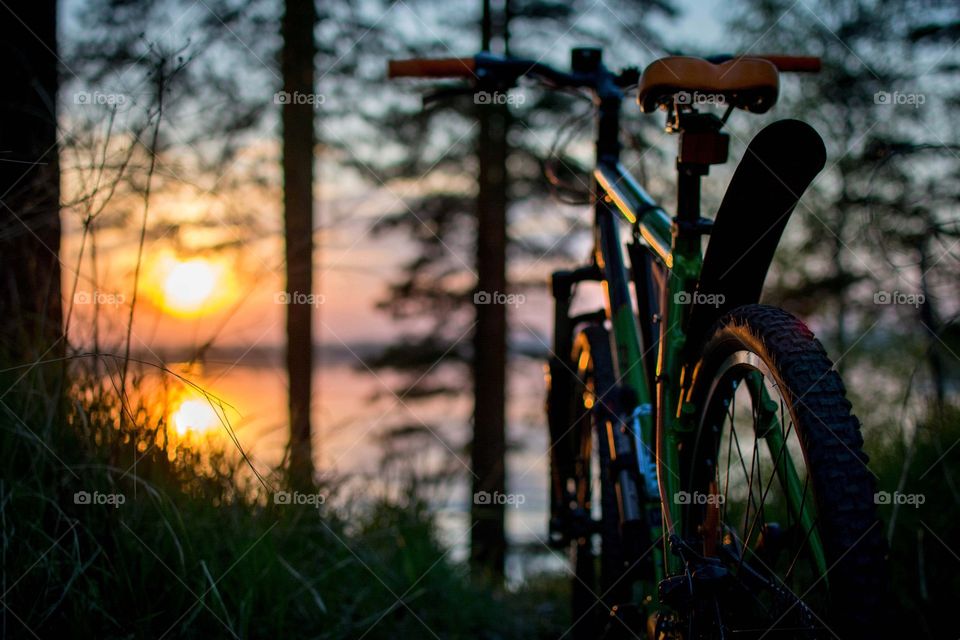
[470, 0, 511, 581]
[0, 0, 63, 372]
[282, 0, 318, 489]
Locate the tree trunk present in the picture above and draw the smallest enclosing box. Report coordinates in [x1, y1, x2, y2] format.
[470, 0, 509, 581]
[0, 0, 63, 373]
[281, 0, 317, 490]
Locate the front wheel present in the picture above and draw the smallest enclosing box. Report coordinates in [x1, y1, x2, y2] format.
[550, 325, 632, 639]
[679, 304, 885, 638]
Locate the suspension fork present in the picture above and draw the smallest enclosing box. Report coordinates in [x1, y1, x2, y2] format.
[586, 55, 668, 585]
[547, 265, 601, 535]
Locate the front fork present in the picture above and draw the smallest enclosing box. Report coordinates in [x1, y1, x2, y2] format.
[595, 199, 666, 587]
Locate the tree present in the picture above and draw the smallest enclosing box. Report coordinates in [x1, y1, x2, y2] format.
[470, 0, 511, 580]
[0, 0, 63, 372]
[281, 0, 318, 490]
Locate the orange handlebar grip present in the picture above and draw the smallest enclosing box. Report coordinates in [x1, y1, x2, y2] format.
[387, 57, 477, 78]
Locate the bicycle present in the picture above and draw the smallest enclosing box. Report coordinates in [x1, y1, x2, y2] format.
[388, 47, 885, 639]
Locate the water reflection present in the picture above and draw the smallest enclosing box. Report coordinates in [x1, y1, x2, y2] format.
[170, 396, 221, 435]
[133, 357, 559, 582]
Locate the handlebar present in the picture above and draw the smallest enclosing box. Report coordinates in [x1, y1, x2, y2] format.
[387, 53, 587, 87]
[387, 57, 477, 79]
[387, 53, 821, 85]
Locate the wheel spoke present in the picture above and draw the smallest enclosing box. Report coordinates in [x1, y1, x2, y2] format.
[742, 405, 796, 565]
[728, 395, 760, 531]
[722, 372, 819, 606]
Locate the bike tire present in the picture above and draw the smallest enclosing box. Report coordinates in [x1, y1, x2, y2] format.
[683, 304, 886, 637]
[564, 324, 628, 639]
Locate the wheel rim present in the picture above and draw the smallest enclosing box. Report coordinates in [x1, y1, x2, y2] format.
[689, 349, 831, 634]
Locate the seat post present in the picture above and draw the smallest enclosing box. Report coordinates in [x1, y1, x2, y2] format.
[671, 108, 729, 230]
[676, 162, 704, 223]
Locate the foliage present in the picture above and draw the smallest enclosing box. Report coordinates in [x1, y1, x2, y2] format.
[0, 360, 565, 638]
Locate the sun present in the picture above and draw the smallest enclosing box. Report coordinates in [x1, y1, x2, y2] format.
[171, 397, 220, 435]
[156, 257, 229, 317]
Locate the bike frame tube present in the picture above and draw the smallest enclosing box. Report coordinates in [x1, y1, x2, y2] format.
[594, 157, 702, 575]
[594, 163, 673, 269]
[595, 192, 669, 584]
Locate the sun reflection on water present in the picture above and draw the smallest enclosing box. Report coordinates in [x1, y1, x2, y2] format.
[170, 396, 221, 436]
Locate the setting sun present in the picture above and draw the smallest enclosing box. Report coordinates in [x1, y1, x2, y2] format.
[146, 253, 236, 317]
[163, 259, 218, 314]
[171, 397, 220, 435]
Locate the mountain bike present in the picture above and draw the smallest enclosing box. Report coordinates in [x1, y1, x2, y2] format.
[389, 47, 885, 639]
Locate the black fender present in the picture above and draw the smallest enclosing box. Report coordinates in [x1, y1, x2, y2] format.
[685, 119, 826, 351]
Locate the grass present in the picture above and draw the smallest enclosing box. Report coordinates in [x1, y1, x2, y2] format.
[15, 346, 956, 638]
[0, 358, 569, 639]
[867, 403, 960, 638]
